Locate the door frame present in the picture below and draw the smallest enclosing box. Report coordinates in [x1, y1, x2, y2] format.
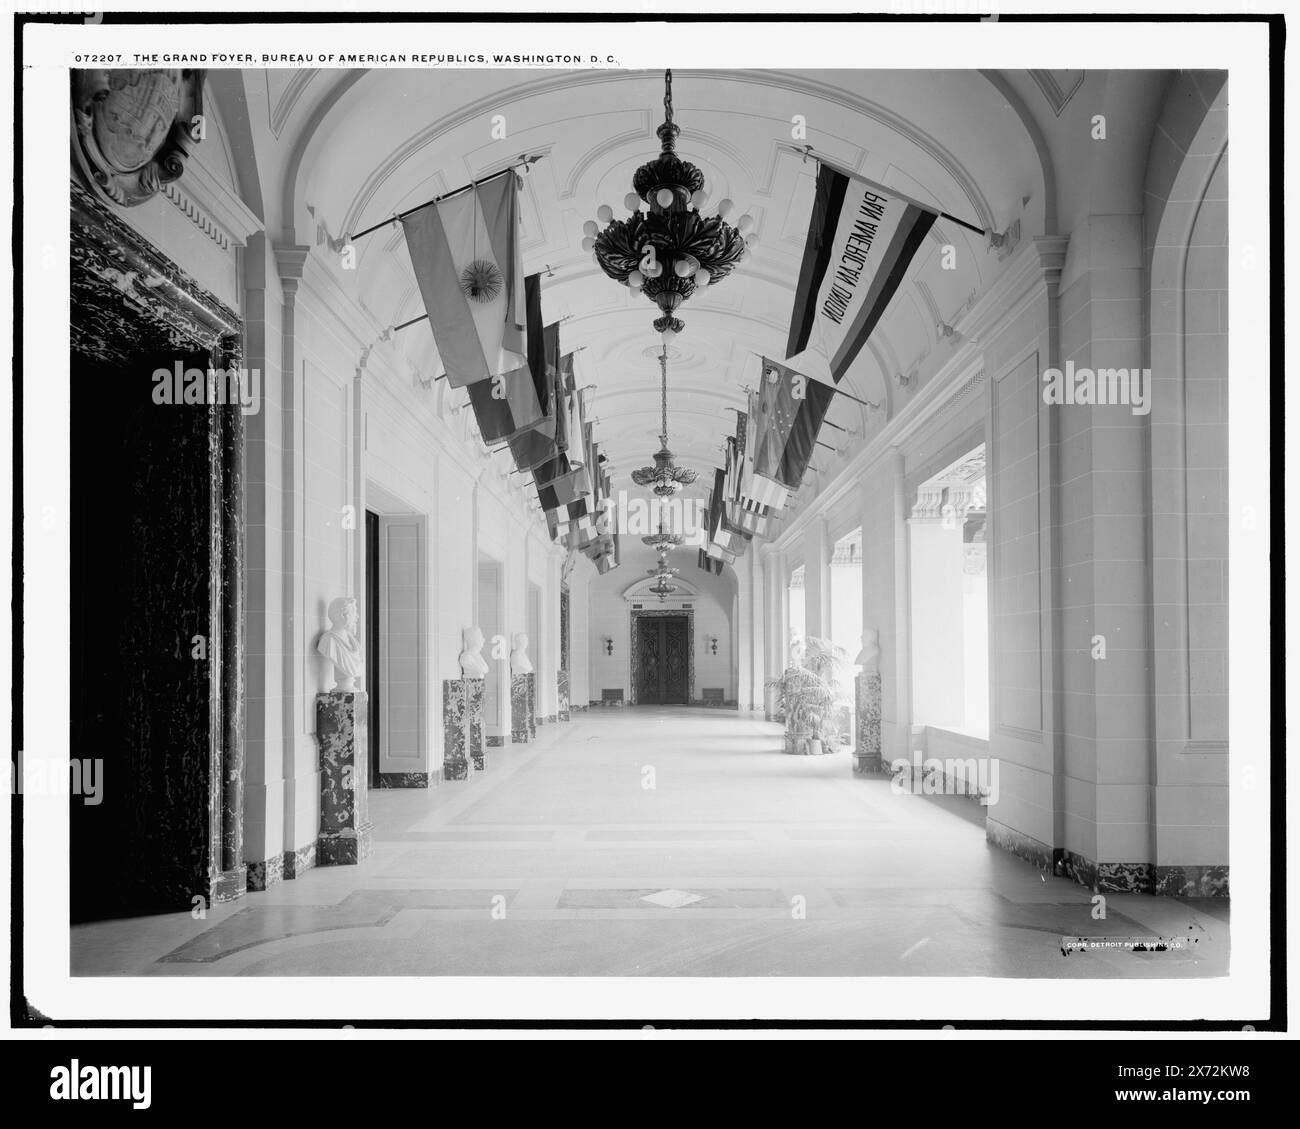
[365, 481, 431, 785]
[628, 608, 694, 705]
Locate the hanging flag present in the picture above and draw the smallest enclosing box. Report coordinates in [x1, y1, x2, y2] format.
[751, 357, 835, 495]
[786, 161, 937, 383]
[506, 319, 563, 470]
[537, 465, 589, 512]
[402, 169, 527, 388]
[738, 391, 784, 511]
[549, 497, 587, 544]
[465, 273, 545, 442]
[727, 408, 774, 536]
[564, 356, 584, 469]
[695, 547, 719, 576]
[717, 438, 754, 555]
[706, 467, 740, 557]
[552, 349, 571, 458]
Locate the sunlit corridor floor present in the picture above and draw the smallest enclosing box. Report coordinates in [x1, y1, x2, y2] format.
[72, 707, 1229, 979]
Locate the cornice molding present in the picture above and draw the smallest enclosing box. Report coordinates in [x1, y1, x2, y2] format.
[169, 154, 264, 248]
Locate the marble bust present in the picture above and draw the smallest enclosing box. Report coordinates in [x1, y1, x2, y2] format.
[510, 632, 533, 675]
[459, 626, 490, 679]
[855, 628, 881, 673]
[316, 596, 365, 692]
[789, 631, 806, 669]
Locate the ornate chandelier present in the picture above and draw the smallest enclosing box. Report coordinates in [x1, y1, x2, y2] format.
[641, 513, 685, 553]
[647, 550, 680, 602]
[646, 556, 680, 579]
[586, 69, 754, 341]
[648, 575, 678, 602]
[631, 349, 698, 497]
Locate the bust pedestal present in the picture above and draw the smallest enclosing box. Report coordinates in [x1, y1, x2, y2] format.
[443, 678, 486, 778]
[557, 669, 571, 722]
[466, 678, 486, 770]
[315, 691, 373, 865]
[854, 671, 884, 774]
[511, 673, 531, 742]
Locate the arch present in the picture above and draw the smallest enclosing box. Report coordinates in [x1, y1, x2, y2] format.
[1145, 74, 1229, 767]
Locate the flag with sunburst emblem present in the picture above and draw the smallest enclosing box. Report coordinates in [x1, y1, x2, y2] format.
[402, 168, 527, 388]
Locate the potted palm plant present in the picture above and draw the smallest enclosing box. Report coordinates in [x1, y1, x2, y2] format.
[767, 637, 854, 755]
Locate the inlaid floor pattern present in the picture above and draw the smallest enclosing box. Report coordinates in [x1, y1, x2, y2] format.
[72, 707, 1228, 978]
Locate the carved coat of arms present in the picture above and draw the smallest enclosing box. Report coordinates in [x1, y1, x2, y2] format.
[72, 68, 205, 207]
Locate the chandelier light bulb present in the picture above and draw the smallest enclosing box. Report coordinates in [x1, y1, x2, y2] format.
[624, 192, 642, 211]
[627, 269, 644, 290]
[596, 204, 614, 223]
[656, 187, 675, 208]
[690, 188, 707, 208]
[582, 220, 598, 237]
[745, 233, 760, 248]
[716, 198, 734, 219]
[581, 236, 596, 252]
[673, 258, 693, 278]
[737, 214, 754, 233]
[693, 267, 711, 288]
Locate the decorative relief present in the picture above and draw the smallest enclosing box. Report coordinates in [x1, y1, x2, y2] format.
[72, 68, 205, 207]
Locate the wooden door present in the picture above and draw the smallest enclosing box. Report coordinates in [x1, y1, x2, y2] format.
[635, 616, 689, 704]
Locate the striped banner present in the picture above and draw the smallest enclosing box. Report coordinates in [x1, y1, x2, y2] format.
[786, 162, 937, 383]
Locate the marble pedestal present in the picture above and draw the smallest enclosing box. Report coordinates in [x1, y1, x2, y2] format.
[511, 673, 531, 743]
[467, 678, 485, 769]
[315, 691, 374, 865]
[444, 678, 486, 776]
[442, 680, 470, 780]
[854, 671, 884, 774]
[557, 669, 571, 722]
[526, 673, 536, 738]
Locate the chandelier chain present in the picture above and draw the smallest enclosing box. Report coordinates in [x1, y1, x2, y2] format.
[660, 350, 669, 444]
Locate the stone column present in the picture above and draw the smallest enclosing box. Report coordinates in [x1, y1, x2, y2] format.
[735, 551, 753, 710]
[316, 691, 373, 865]
[854, 631, 883, 775]
[804, 515, 830, 639]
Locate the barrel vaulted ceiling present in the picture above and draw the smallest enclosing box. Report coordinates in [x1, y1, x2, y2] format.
[268, 68, 1048, 502]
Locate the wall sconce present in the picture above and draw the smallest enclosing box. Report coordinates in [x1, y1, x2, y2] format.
[706, 634, 718, 655]
[603, 636, 614, 656]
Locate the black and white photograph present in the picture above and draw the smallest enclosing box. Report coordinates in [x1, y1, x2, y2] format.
[6, 1, 1286, 1083]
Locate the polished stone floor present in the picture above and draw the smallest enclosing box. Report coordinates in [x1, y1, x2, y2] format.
[71, 707, 1229, 977]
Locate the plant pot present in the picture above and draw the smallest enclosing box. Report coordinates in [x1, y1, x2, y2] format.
[784, 728, 815, 755]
